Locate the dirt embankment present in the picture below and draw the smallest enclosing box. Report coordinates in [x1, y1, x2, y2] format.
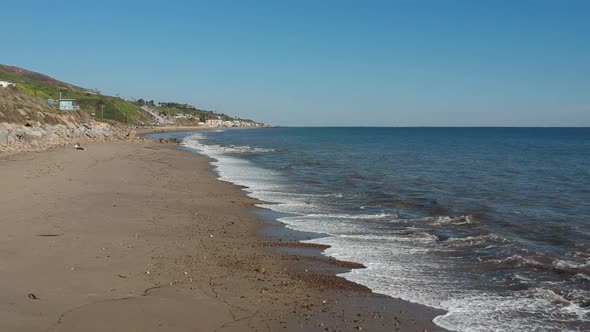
[0, 88, 135, 152]
[0, 87, 91, 126]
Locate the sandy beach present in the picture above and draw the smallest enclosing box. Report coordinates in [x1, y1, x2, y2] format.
[0, 139, 446, 331]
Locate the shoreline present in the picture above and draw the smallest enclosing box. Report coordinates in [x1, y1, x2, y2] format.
[150, 130, 451, 330]
[0, 139, 447, 331]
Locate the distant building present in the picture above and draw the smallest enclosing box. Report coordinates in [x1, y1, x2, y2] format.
[0, 80, 16, 88]
[58, 99, 80, 111]
[206, 119, 223, 126]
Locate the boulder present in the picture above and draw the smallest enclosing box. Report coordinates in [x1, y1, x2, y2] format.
[92, 128, 112, 137]
[0, 130, 9, 145]
[21, 127, 46, 141]
[0, 122, 15, 131]
[159, 137, 179, 144]
[44, 133, 61, 142]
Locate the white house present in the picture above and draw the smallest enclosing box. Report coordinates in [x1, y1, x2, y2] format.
[0, 80, 16, 88]
[58, 99, 80, 111]
[206, 119, 224, 127]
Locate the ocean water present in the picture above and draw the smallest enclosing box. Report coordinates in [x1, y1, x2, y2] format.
[150, 127, 589, 331]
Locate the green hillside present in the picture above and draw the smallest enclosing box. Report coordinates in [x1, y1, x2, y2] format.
[156, 102, 256, 123]
[0, 65, 149, 123]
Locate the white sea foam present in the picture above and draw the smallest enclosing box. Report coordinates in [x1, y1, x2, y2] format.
[318, 233, 589, 331]
[444, 233, 508, 248]
[433, 292, 588, 332]
[305, 213, 399, 220]
[553, 259, 590, 271]
[422, 215, 477, 225]
[184, 138, 275, 154]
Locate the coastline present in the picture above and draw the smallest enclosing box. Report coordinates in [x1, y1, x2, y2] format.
[0, 139, 447, 331]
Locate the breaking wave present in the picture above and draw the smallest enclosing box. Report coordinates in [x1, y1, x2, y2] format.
[490, 255, 590, 275]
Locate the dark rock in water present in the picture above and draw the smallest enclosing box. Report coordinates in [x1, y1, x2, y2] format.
[159, 137, 179, 144]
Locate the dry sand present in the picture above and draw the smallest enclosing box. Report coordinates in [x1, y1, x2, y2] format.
[0, 139, 447, 331]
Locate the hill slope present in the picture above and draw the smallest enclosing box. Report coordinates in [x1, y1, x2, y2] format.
[0, 65, 148, 123]
[0, 87, 91, 125]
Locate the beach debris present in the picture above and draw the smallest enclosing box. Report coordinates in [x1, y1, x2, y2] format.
[27, 293, 39, 300]
[209, 234, 214, 238]
[256, 266, 266, 274]
[146, 271, 150, 275]
[322, 300, 327, 304]
[126, 131, 136, 139]
[74, 143, 85, 150]
[36, 233, 63, 237]
[117, 274, 127, 279]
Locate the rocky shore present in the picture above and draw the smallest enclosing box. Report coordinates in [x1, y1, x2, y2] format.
[0, 121, 135, 153]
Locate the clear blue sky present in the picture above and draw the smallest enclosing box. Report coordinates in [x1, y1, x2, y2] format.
[1, 0, 589, 126]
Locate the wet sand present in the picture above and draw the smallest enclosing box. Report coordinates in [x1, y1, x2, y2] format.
[0, 139, 447, 331]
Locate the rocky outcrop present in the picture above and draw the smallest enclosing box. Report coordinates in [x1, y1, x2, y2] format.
[158, 137, 179, 144]
[0, 121, 132, 153]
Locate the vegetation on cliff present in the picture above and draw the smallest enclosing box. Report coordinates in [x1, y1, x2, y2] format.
[0, 64, 260, 126]
[0, 65, 148, 124]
